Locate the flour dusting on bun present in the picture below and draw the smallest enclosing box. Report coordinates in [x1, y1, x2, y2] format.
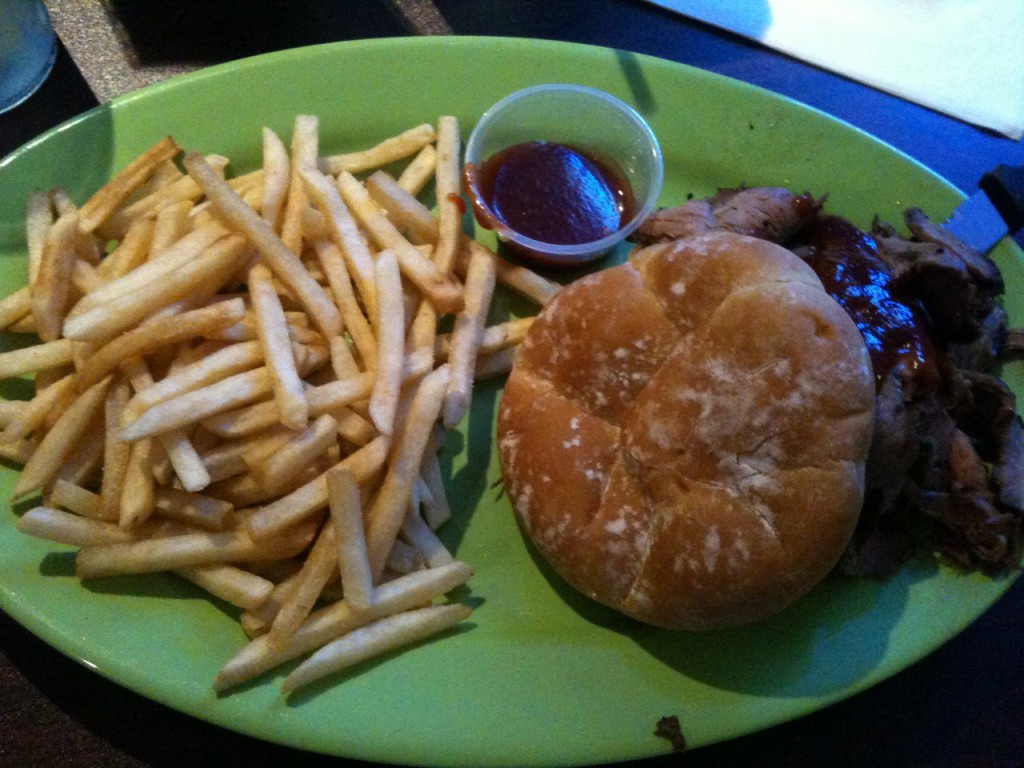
[497, 231, 875, 630]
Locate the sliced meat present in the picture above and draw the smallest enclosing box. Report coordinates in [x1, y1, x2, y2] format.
[993, 416, 1024, 511]
[838, 519, 917, 580]
[872, 208, 1004, 347]
[633, 187, 820, 246]
[903, 482, 1021, 573]
[633, 198, 713, 243]
[948, 305, 1007, 372]
[709, 187, 821, 242]
[951, 370, 1018, 461]
[904, 207, 1004, 291]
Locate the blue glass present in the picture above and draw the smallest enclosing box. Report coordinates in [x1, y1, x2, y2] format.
[0, 0, 57, 114]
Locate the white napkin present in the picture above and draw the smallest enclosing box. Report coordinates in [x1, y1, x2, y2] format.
[644, 0, 1024, 140]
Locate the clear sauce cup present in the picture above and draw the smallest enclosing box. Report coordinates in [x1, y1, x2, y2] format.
[464, 83, 664, 267]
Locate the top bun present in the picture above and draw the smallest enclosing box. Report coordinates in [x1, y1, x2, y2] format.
[497, 231, 875, 630]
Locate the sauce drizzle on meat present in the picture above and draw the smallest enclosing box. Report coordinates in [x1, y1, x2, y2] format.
[797, 215, 939, 393]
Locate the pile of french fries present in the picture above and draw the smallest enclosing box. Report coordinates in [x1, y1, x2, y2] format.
[0, 115, 560, 694]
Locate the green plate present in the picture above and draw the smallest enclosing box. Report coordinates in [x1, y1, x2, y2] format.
[0, 36, 1020, 768]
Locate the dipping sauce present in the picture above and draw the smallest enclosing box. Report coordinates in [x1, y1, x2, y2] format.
[465, 141, 635, 251]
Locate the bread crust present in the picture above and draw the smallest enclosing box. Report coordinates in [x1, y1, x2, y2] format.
[498, 231, 875, 630]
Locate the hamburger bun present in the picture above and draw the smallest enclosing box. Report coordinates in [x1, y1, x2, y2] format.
[497, 231, 875, 630]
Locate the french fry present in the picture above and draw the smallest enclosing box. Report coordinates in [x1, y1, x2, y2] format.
[119, 356, 212, 493]
[214, 560, 472, 691]
[97, 163, 216, 242]
[280, 115, 319, 255]
[6, 313, 39, 335]
[50, 186, 76, 216]
[183, 152, 342, 337]
[249, 263, 308, 430]
[419, 427, 451, 530]
[75, 516, 318, 579]
[369, 249, 404, 436]
[265, 520, 338, 648]
[128, 341, 264, 421]
[311, 238, 377, 371]
[17, 505, 135, 547]
[281, 603, 471, 694]
[0, 374, 74, 444]
[64, 229, 244, 342]
[299, 167, 377, 317]
[332, 407, 376, 448]
[0, 400, 24, 427]
[383, 530, 425, 575]
[153, 487, 233, 530]
[120, 367, 273, 442]
[313, 349, 434, 418]
[249, 413, 338, 495]
[46, 478, 110, 521]
[458, 235, 561, 307]
[0, 286, 32, 332]
[75, 297, 246, 390]
[144, 157, 185, 192]
[261, 127, 290, 232]
[435, 317, 534, 362]
[366, 364, 450, 579]
[329, 334, 360, 380]
[327, 465, 373, 609]
[175, 564, 275, 611]
[396, 144, 436, 196]
[77, 136, 182, 233]
[200, 367, 375, 439]
[401, 501, 454, 568]
[246, 435, 389, 541]
[366, 170, 438, 245]
[32, 210, 80, 341]
[239, 569, 302, 639]
[100, 377, 132, 519]
[13, 375, 112, 499]
[432, 116, 462, 275]
[119, 437, 157, 527]
[198, 424, 295, 482]
[0, 338, 74, 380]
[0, 437, 39, 465]
[208, 459, 330, 511]
[72, 259, 104, 296]
[150, 199, 194, 255]
[443, 243, 496, 427]
[51, 414, 104, 488]
[95, 216, 157, 280]
[474, 347, 518, 380]
[335, 171, 464, 314]
[25, 189, 54, 284]
[320, 123, 436, 175]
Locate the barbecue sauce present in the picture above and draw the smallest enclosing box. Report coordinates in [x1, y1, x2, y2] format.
[465, 141, 634, 247]
[798, 216, 939, 393]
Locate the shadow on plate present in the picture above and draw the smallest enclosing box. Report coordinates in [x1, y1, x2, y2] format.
[517, 524, 937, 698]
[79, 567, 223, 601]
[283, 618, 479, 707]
[437, 377, 503, 553]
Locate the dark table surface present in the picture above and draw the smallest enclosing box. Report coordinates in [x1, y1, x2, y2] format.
[1, 2, 1023, 766]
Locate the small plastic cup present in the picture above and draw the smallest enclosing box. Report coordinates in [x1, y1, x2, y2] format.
[464, 83, 663, 267]
[0, 0, 57, 115]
